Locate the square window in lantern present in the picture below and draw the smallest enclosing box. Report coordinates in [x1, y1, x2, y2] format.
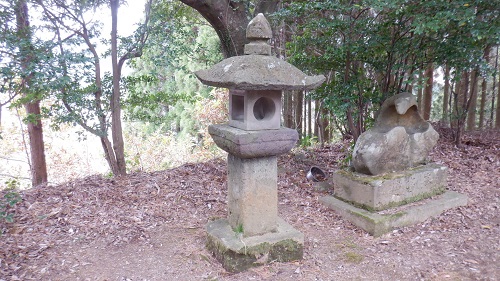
[231, 94, 244, 121]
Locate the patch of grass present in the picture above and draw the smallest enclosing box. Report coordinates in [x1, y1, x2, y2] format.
[335, 237, 359, 250]
[344, 251, 364, 263]
[234, 223, 243, 235]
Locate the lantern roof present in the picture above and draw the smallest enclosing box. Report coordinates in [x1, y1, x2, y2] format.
[195, 13, 325, 91]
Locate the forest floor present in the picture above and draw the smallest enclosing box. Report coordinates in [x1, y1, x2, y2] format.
[1, 127, 499, 281]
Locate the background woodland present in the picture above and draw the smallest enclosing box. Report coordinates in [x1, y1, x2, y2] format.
[0, 0, 499, 189]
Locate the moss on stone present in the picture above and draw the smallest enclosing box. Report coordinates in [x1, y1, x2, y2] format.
[349, 209, 380, 224]
[336, 169, 405, 184]
[336, 164, 441, 185]
[334, 185, 445, 212]
[376, 187, 446, 211]
[206, 235, 256, 273]
[206, 235, 303, 273]
[388, 211, 406, 220]
[334, 195, 377, 212]
[269, 239, 303, 262]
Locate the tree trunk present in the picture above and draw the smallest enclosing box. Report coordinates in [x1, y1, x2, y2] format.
[478, 75, 486, 128]
[317, 105, 329, 146]
[15, 0, 48, 186]
[422, 63, 433, 120]
[110, 0, 127, 176]
[322, 107, 330, 142]
[307, 94, 312, 137]
[101, 137, 120, 175]
[466, 68, 479, 131]
[343, 51, 360, 141]
[417, 71, 423, 115]
[314, 100, 320, 139]
[492, 47, 499, 128]
[294, 90, 304, 139]
[442, 64, 451, 126]
[451, 72, 461, 128]
[179, 0, 279, 58]
[479, 46, 491, 128]
[496, 63, 500, 129]
[455, 71, 470, 146]
[283, 92, 293, 128]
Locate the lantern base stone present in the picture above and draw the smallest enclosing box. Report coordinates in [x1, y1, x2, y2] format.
[206, 218, 304, 273]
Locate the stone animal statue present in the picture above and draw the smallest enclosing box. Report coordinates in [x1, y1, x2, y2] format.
[352, 92, 439, 175]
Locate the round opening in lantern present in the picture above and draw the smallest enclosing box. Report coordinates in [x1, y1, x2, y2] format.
[253, 97, 276, 121]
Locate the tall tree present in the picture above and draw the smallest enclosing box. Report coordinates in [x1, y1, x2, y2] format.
[422, 63, 434, 121]
[478, 46, 490, 129]
[442, 64, 451, 126]
[283, 93, 293, 128]
[294, 90, 304, 138]
[493, 47, 500, 129]
[496, 59, 500, 129]
[110, 0, 126, 175]
[467, 68, 479, 130]
[454, 71, 470, 145]
[307, 94, 312, 137]
[417, 71, 424, 113]
[14, 0, 48, 186]
[36, 0, 153, 176]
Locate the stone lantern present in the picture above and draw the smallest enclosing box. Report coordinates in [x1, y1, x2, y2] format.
[195, 13, 325, 272]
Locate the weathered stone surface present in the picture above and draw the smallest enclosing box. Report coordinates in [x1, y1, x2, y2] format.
[195, 13, 325, 91]
[229, 90, 282, 130]
[244, 43, 272, 56]
[352, 92, 439, 175]
[246, 13, 272, 40]
[195, 13, 321, 272]
[208, 124, 298, 158]
[195, 55, 325, 91]
[320, 191, 468, 237]
[244, 13, 272, 56]
[227, 154, 278, 236]
[206, 218, 304, 272]
[331, 164, 448, 211]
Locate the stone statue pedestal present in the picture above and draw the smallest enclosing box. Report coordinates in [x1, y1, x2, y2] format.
[320, 92, 467, 236]
[320, 164, 468, 236]
[333, 164, 448, 211]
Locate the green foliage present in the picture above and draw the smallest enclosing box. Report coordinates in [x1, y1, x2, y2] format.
[125, 2, 222, 139]
[1, 179, 22, 224]
[300, 135, 318, 148]
[340, 140, 355, 169]
[123, 90, 228, 172]
[275, 0, 499, 138]
[0, 1, 60, 117]
[234, 223, 244, 236]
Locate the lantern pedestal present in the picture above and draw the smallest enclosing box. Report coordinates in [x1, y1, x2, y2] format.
[206, 217, 304, 273]
[206, 125, 303, 272]
[195, 13, 325, 272]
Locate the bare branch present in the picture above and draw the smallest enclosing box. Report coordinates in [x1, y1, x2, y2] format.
[0, 173, 31, 180]
[0, 156, 29, 164]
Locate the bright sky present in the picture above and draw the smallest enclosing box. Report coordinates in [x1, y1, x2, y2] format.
[112, 0, 148, 37]
[93, 0, 147, 74]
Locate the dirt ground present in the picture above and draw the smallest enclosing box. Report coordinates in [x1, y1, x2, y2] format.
[1, 129, 499, 281]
